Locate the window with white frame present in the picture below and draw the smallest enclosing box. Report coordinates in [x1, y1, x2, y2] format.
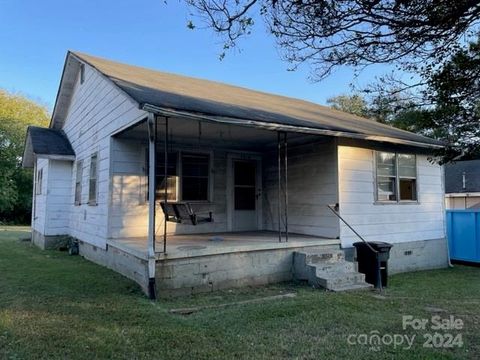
[36, 168, 43, 195]
[74, 160, 83, 205]
[376, 151, 417, 202]
[88, 153, 98, 205]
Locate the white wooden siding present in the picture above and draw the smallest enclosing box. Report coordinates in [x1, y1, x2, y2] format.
[44, 160, 72, 235]
[109, 138, 229, 238]
[32, 158, 48, 234]
[263, 139, 340, 238]
[61, 63, 146, 248]
[338, 146, 445, 247]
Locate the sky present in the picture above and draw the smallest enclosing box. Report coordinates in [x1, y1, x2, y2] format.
[0, 0, 391, 111]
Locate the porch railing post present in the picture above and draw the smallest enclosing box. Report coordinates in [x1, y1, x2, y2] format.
[277, 131, 282, 242]
[163, 116, 169, 254]
[147, 113, 157, 300]
[284, 132, 288, 242]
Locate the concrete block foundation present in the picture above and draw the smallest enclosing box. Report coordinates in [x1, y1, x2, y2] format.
[78, 241, 150, 294]
[31, 229, 70, 250]
[155, 244, 340, 297]
[344, 238, 449, 274]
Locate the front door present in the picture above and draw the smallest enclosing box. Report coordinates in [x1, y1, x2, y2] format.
[233, 159, 258, 231]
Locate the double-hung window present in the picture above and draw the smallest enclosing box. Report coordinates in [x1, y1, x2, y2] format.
[36, 169, 43, 195]
[88, 153, 98, 205]
[75, 160, 83, 205]
[375, 151, 417, 202]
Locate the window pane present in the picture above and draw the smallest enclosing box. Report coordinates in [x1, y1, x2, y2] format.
[156, 176, 177, 201]
[89, 154, 98, 203]
[400, 179, 417, 201]
[377, 177, 397, 201]
[376, 152, 396, 176]
[234, 187, 256, 210]
[89, 179, 97, 202]
[75, 161, 83, 204]
[234, 161, 256, 186]
[156, 152, 177, 176]
[182, 177, 208, 201]
[398, 154, 416, 178]
[181, 153, 209, 177]
[90, 155, 97, 178]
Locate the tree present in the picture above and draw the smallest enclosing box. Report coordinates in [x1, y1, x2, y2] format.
[327, 93, 434, 133]
[186, 0, 480, 79]
[328, 38, 480, 162]
[0, 90, 49, 223]
[326, 94, 368, 117]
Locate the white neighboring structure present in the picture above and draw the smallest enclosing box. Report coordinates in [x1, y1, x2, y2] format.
[23, 51, 448, 297]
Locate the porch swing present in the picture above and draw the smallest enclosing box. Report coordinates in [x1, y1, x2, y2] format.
[159, 119, 213, 226]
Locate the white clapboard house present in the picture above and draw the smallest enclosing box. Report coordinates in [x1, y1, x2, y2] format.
[23, 52, 448, 298]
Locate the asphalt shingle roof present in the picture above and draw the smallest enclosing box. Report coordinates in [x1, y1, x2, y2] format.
[445, 160, 480, 193]
[71, 51, 443, 148]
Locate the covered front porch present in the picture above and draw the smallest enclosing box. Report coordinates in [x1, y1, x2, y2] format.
[107, 114, 340, 296]
[108, 114, 340, 247]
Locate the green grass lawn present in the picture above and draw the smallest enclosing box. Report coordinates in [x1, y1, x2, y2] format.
[0, 226, 479, 359]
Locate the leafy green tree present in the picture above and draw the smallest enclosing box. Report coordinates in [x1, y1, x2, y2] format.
[326, 94, 368, 118]
[0, 90, 49, 223]
[425, 39, 480, 160]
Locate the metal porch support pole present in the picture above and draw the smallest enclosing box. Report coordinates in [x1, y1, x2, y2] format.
[284, 132, 288, 242]
[163, 117, 169, 254]
[277, 131, 282, 242]
[147, 113, 157, 300]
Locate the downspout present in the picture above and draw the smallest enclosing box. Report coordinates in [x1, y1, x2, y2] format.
[284, 132, 288, 242]
[147, 113, 157, 299]
[277, 132, 282, 242]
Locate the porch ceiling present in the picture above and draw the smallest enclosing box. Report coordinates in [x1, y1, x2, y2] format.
[114, 116, 326, 151]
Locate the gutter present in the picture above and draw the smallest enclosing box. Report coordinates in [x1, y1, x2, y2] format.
[142, 104, 444, 150]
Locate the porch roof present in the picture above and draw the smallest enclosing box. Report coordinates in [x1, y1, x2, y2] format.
[70, 51, 443, 149]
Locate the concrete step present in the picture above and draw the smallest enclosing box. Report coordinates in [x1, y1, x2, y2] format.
[304, 250, 345, 264]
[314, 272, 366, 289]
[314, 261, 357, 274]
[293, 249, 372, 292]
[329, 282, 373, 292]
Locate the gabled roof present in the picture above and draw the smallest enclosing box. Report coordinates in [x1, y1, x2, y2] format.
[22, 126, 75, 168]
[54, 51, 443, 149]
[445, 160, 480, 194]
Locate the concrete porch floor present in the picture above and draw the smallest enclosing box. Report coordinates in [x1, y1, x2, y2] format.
[107, 231, 340, 260]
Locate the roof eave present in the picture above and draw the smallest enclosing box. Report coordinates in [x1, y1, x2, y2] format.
[142, 103, 445, 150]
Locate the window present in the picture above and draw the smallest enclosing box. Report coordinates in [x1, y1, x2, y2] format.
[145, 151, 178, 201]
[376, 152, 417, 202]
[80, 63, 85, 84]
[75, 160, 83, 205]
[156, 152, 177, 201]
[181, 153, 210, 201]
[145, 150, 210, 202]
[36, 169, 43, 195]
[398, 154, 417, 201]
[88, 153, 98, 205]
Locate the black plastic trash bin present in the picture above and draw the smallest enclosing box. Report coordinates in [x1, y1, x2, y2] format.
[353, 241, 393, 288]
